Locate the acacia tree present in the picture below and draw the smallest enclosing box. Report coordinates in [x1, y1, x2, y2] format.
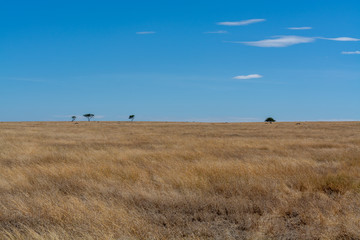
[129, 115, 135, 122]
[265, 117, 276, 124]
[83, 113, 95, 121]
[71, 116, 76, 122]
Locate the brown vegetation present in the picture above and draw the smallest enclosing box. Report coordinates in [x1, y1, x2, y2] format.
[1, 121, 360, 239]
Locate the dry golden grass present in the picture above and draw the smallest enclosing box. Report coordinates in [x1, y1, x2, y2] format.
[1, 121, 360, 239]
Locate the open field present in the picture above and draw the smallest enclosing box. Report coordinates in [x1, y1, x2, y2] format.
[1, 121, 360, 239]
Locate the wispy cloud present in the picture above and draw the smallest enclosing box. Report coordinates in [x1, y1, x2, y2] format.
[233, 74, 263, 80]
[228, 35, 360, 48]
[136, 31, 156, 35]
[204, 30, 228, 34]
[240, 36, 315, 47]
[341, 50, 360, 54]
[320, 37, 360, 41]
[217, 19, 265, 26]
[288, 27, 312, 30]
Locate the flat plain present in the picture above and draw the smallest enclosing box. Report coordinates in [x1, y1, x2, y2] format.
[1, 121, 360, 239]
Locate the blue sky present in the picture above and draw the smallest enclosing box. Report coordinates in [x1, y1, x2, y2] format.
[1, 0, 359, 122]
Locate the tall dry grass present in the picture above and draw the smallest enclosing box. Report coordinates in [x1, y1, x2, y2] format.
[1, 121, 360, 239]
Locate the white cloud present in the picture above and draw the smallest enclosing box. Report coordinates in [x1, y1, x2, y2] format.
[288, 27, 312, 30]
[204, 30, 228, 34]
[320, 37, 360, 41]
[217, 19, 265, 26]
[342, 51, 360, 54]
[233, 74, 263, 80]
[136, 31, 156, 35]
[241, 36, 315, 47]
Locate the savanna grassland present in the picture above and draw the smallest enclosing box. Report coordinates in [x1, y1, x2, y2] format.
[1, 121, 360, 239]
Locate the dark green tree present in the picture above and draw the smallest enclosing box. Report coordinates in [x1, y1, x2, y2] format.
[129, 115, 135, 122]
[71, 116, 76, 122]
[265, 117, 276, 123]
[83, 113, 95, 121]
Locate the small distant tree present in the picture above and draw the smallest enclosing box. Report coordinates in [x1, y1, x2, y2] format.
[129, 115, 135, 122]
[71, 116, 76, 122]
[83, 113, 95, 121]
[265, 117, 276, 124]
